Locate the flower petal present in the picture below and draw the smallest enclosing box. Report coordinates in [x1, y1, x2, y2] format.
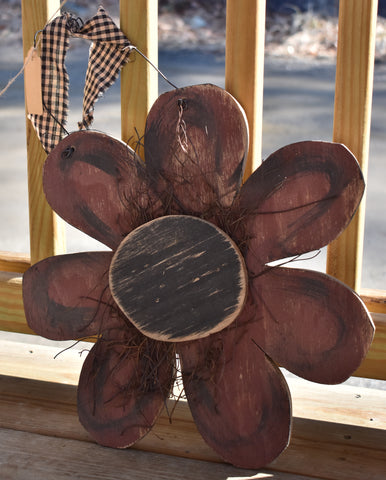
[178, 329, 291, 469]
[144, 84, 248, 216]
[43, 131, 161, 249]
[248, 266, 374, 383]
[237, 141, 364, 264]
[23, 251, 114, 340]
[77, 325, 175, 448]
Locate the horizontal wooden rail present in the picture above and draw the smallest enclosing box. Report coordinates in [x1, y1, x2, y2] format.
[0, 273, 385, 381]
[0, 366, 385, 479]
[361, 289, 386, 314]
[0, 252, 30, 274]
[355, 313, 386, 380]
[1, 426, 301, 480]
[0, 333, 383, 477]
[0, 272, 33, 335]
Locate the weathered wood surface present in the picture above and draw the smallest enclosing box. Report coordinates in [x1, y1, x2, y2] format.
[179, 328, 291, 469]
[0, 371, 385, 480]
[144, 84, 248, 215]
[2, 311, 384, 382]
[42, 130, 151, 250]
[1, 1, 383, 477]
[110, 216, 247, 342]
[238, 141, 365, 266]
[245, 266, 374, 384]
[23, 251, 114, 340]
[0, 429, 320, 480]
[77, 327, 175, 449]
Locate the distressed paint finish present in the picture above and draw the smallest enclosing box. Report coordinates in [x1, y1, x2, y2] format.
[237, 141, 365, 265]
[178, 325, 291, 469]
[247, 266, 374, 384]
[110, 216, 247, 342]
[78, 324, 175, 448]
[23, 251, 114, 340]
[43, 130, 162, 250]
[144, 84, 249, 216]
[22, 82, 374, 469]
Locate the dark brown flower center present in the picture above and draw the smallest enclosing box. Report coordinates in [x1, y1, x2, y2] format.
[109, 215, 247, 342]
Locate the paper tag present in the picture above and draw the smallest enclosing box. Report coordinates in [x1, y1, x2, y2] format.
[24, 46, 43, 115]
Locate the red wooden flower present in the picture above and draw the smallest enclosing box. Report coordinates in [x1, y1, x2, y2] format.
[23, 84, 374, 469]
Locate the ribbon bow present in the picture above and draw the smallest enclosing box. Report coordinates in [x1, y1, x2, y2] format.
[29, 7, 132, 153]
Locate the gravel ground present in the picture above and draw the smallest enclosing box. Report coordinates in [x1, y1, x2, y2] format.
[1, 0, 386, 61]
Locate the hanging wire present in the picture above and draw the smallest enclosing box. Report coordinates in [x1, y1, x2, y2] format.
[124, 45, 179, 90]
[42, 98, 70, 137]
[34, 29, 43, 48]
[0, 0, 69, 98]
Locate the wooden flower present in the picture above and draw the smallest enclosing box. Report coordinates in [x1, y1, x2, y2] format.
[23, 84, 374, 469]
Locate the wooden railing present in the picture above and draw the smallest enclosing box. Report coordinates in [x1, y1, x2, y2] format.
[0, 1, 385, 478]
[1, 0, 384, 377]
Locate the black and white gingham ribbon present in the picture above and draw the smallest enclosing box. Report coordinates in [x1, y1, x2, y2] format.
[29, 7, 132, 153]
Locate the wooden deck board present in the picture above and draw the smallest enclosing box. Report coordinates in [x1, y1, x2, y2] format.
[1, 375, 385, 480]
[0, 334, 385, 479]
[0, 428, 320, 480]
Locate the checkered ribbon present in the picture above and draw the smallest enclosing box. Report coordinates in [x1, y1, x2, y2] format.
[29, 7, 132, 153]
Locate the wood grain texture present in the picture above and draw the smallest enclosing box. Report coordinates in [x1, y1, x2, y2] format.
[0, 373, 385, 479]
[225, 0, 266, 179]
[77, 326, 175, 449]
[120, 0, 158, 156]
[22, 0, 66, 264]
[247, 267, 374, 384]
[0, 272, 32, 335]
[327, 0, 378, 290]
[0, 335, 84, 385]
[1, 285, 384, 379]
[2, 2, 383, 478]
[238, 141, 365, 266]
[0, 252, 30, 273]
[144, 84, 248, 215]
[1, 312, 384, 382]
[43, 130, 160, 249]
[355, 313, 386, 380]
[110, 216, 247, 342]
[23, 251, 114, 340]
[178, 329, 292, 469]
[0, 429, 320, 480]
[361, 288, 386, 314]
